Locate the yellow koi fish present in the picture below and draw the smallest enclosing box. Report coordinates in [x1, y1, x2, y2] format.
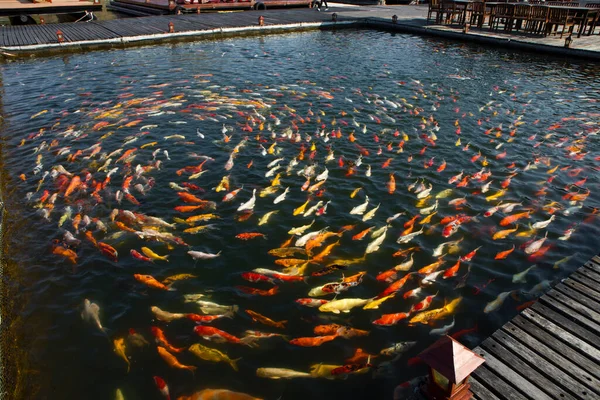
[293, 199, 310, 216]
[492, 225, 519, 240]
[141, 247, 169, 262]
[113, 337, 130, 372]
[486, 189, 506, 202]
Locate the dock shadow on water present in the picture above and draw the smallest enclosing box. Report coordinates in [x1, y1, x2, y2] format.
[0, 29, 599, 400]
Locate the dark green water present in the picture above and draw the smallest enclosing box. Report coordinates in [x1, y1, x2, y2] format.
[1, 30, 599, 400]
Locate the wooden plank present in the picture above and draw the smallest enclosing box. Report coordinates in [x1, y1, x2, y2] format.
[530, 301, 600, 347]
[569, 272, 600, 295]
[469, 375, 501, 400]
[471, 362, 525, 400]
[590, 256, 600, 273]
[539, 292, 600, 335]
[480, 337, 572, 400]
[489, 328, 594, 399]
[500, 323, 600, 396]
[584, 260, 600, 275]
[555, 282, 600, 310]
[546, 288, 600, 324]
[581, 262, 600, 283]
[562, 278, 600, 303]
[11, 26, 25, 46]
[13, 26, 30, 46]
[513, 314, 600, 376]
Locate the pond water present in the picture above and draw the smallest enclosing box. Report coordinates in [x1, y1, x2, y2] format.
[1, 30, 599, 400]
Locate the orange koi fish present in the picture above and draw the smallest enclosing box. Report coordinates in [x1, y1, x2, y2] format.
[442, 260, 461, 279]
[437, 160, 446, 173]
[393, 247, 420, 258]
[64, 176, 82, 197]
[346, 349, 377, 364]
[174, 205, 204, 213]
[387, 174, 396, 194]
[494, 245, 515, 260]
[52, 245, 77, 264]
[116, 148, 137, 163]
[352, 227, 373, 241]
[193, 326, 248, 345]
[378, 273, 412, 298]
[157, 347, 196, 374]
[151, 327, 184, 353]
[404, 215, 420, 229]
[177, 192, 205, 204]
[373, 312, 410, 326]
[98, 242, 118, 262]
[85, 231, 97, 247]
[289, 335, 338, 347]
[134, 274, 172, 291]
[236, 286, 279, 296]
[418, 258, 445, 275]
[236, 233, 267, 240]
[499, 211, 530, 227]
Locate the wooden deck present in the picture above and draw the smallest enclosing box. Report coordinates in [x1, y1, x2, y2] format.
[0, 0, 101, 17]
[0, 5, 600, 58]
[470, 255, 600, 400]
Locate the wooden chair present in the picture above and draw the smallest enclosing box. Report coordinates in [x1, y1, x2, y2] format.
[470, 2, 491, 28]
[427, 0, 444, 24]
[526, 6, 549, 35]
[440, 1, 464, 25]
[545, 8, 575, 37]
[511, 4, 531, 32]
[489, 4, 514, 31]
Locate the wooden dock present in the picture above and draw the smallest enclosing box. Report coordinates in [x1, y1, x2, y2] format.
[469, 255, 600, 400]
[0, 0, 101, 18]
[1, 5, 600, 59]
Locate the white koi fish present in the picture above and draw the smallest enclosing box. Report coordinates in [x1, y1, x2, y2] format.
[350, 196, 370, 215]
[532, 215, 555, 230]
[397, 227, 424, 244]
[237, 189, 257, 212]
[188, 250, 222, 260]
[524, 233, 548, 254]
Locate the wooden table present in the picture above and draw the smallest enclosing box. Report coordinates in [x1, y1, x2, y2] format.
[543, 5, 600, 38]
[441, 0, 473, 25]
[471, 2, 599, 37]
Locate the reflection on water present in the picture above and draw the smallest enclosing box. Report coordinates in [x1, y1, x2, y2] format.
[0, 30, 599, 400]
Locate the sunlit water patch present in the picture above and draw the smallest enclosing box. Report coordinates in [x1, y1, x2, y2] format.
[1, 30, 599, 400]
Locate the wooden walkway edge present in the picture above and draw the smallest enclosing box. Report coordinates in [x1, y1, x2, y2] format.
[470, 255, 600, 400]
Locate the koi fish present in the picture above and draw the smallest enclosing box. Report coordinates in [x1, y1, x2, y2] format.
[483, 291, 512, 313]
[245, 310, 287, 329]
[318, 298, 372, 314]
[189, 343, 240, 371]
[492, 226, 519, 240]
[157, 347, 197, 374]
[289, 335, 339, 347]
[499, 211, 530, 227]
[373, 312, 410, 326]
[524, 233, 547, 254]
[134, 274, 173, 291]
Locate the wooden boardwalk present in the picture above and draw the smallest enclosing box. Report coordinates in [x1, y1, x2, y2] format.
[469, 255, 600, 400]
[1, 5, 600, 58]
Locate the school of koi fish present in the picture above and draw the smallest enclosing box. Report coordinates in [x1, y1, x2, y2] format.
[2, 32, 600, 400]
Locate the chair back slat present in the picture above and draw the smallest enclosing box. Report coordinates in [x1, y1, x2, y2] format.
[530, 6, 549, 18]
[513, 4, 531, 17]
